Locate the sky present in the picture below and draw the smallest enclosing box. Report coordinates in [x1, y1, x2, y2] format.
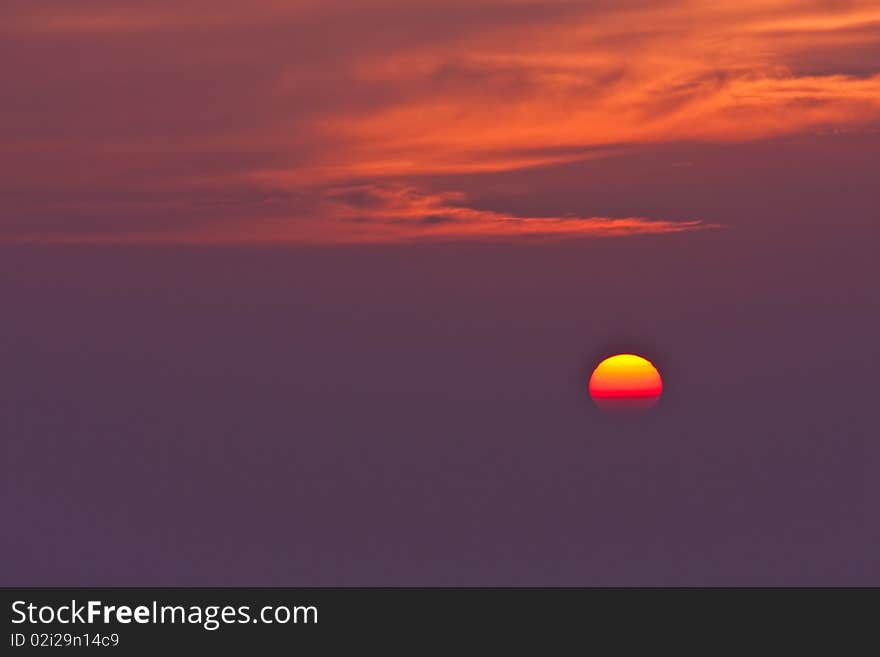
[2, 1, 878, 584]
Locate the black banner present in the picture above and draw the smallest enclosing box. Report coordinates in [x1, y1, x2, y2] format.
[2, 588, 871, 651]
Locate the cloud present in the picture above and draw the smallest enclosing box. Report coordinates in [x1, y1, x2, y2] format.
[1, 184, 712, 244]
[309, 1, 880, 179]
[310, 185, 713, 243]
[1, 1, 878, 242]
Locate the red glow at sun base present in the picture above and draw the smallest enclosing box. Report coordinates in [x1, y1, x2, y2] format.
[590, 394, 661, 413]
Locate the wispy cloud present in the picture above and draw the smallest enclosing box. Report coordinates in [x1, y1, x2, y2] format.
[295, 185, 713, 243]
[1, 0, 878, 242]
[1, 184, 712, 244]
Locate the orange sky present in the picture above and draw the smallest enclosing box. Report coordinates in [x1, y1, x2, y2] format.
[2, 0, 879, 242]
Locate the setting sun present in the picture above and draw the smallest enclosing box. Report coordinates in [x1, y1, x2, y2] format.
[589, 354, 663, 413]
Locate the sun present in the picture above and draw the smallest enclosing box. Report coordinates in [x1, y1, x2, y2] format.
[589, 354, 663, 413]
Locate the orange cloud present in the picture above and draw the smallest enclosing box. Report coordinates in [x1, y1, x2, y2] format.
[1, 1, 878, 243]
[304, 185, 713, 243]
[1, 184, 712, 244]
[302, 1, 880, 179]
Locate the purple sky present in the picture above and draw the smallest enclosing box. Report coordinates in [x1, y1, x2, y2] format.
[2, 2, 878, 584]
